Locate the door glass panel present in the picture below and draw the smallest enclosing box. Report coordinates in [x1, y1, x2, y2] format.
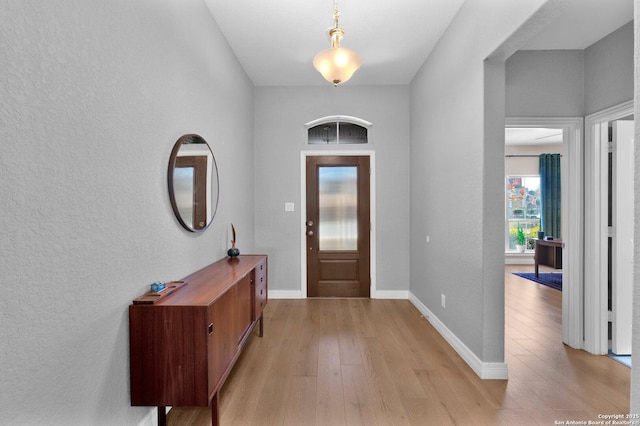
[318, 166, 358, 251]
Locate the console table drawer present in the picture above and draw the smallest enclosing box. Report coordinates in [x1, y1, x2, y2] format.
[254, 258, 268, 319]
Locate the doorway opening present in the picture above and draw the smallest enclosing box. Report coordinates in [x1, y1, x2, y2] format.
[505, 117, 584, 349]
[504, 127, 563, 257]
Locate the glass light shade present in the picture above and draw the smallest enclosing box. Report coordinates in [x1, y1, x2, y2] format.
[313, 47, 361, 86]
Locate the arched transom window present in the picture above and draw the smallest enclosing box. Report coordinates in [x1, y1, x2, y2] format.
[305, 115, 372, 145]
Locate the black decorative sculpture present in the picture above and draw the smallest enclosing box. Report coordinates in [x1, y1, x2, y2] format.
[227, 223, 240, 257]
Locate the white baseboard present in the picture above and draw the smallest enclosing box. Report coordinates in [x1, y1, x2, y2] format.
[136, 407, 166, 426]
[372, 290, 409, 299]
[408, 292, 509, 380]
[504, 254, 534, 265]
[268, 290, 303, 299]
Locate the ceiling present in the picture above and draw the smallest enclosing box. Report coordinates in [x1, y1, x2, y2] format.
[505, 128, 563, 145]
[203, 0, 633, 87]
[203, 0, 465, 87]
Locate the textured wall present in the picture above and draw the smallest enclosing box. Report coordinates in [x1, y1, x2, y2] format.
[253, 86, 411, 295]
[0, 1, 254, 424]
[504, 21, 634, 119]
[585, 20, 634, 115]
[506, 50, 585, 117]
[409, 0, 548, 363]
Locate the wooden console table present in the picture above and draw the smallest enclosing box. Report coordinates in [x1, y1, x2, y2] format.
[129, 255, 267, 426]
[534, 239, 562, 277]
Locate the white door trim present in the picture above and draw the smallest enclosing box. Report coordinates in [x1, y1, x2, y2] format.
[584, 100, 634, 354]
[611, 120, 634, 354]
[505, 117, 584, 349]
[300, 150, 377, 299]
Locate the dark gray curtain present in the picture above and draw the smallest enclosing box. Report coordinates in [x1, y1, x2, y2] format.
[539, 153, 561, 238]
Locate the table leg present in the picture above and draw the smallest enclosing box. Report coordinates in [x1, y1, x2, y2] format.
[211, 392, 219, 426]
[158, 407, 166, 426]
[534, 243, 539, 277]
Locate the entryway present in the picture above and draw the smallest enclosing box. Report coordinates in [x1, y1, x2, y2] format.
[305, 155, 371, 297]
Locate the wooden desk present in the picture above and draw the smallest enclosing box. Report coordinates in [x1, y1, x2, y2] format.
[534, 239, 562, 277]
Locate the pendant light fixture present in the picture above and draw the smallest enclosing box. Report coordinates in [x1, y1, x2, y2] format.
[313, 0, 361, 86]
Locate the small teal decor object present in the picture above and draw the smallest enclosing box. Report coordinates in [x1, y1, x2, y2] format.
[227, 223, 240, 257]
[150, 282, 165, 292]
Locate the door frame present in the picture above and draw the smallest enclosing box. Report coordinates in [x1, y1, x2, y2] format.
[505, 117, 583, 349]
[584, 99, 634, 354]
[300, 150, 376, 298]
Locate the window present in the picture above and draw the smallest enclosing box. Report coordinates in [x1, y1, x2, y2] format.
[305, 115, 372, 145]
[506, 176, 540, 251]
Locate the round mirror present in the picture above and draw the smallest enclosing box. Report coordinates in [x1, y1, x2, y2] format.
[168, 134, 219, 232]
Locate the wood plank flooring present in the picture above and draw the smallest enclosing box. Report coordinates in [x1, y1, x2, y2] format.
[167, 265, 630, 425]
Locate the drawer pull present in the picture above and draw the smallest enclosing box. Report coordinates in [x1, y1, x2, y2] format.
[208, 323, 214, 335]
[260, 289, 263, 295]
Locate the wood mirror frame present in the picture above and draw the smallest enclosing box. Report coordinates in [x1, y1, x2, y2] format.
[168, 134, 219, 232]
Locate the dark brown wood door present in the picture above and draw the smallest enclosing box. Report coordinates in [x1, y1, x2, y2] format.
[176, 156, 208, 230]
[306, 156, 370, 297]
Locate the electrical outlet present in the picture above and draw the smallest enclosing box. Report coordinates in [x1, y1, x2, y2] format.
[441, 294, 446, 308]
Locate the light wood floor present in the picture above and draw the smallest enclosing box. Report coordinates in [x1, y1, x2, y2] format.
[168, 265, 630, 425]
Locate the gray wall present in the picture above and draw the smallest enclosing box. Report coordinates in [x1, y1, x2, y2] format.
[506, 50, 585, 117]
[505, 21, 633, 118]
[0, 1, 254, 424]
[585, 20, 634, 115]
[254, 86, 411, 295]
[409, 0, 547, 363]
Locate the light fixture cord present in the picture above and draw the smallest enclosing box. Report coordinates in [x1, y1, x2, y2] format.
[329, 0, 344, 49]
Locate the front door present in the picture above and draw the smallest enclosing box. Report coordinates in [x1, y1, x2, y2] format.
[306, 156, 370, 297]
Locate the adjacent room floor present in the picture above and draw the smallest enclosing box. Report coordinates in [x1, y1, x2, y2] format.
[167, 266, 630, 425]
